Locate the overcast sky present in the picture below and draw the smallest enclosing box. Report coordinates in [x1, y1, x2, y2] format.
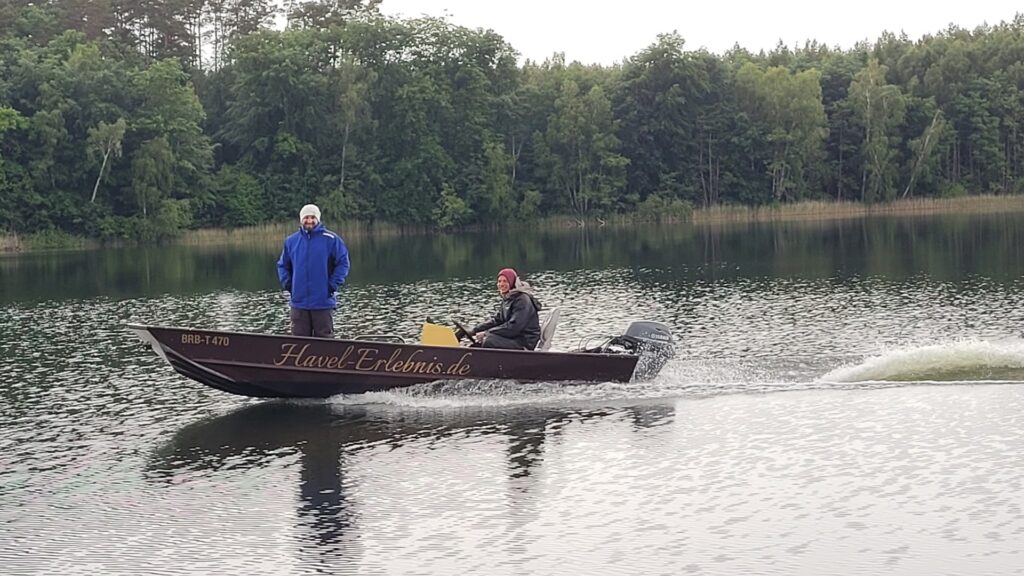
[379, 1, 1020, 64]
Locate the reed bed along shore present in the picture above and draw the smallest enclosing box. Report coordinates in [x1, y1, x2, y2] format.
[0, 230, 96, 253]
[689, 195, 1024, 225]
[0, 233, 21, 253]
[176, 220, 432, 247]
[515, 195, 1024, 229]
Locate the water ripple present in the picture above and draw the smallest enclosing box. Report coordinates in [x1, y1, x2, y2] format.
[3, 269, 1024, 574]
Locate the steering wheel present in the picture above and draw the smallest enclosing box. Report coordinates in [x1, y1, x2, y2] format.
[452, 318, 475, 342]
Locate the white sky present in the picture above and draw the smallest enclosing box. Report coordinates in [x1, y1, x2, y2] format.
[380, 0, 1021, 64]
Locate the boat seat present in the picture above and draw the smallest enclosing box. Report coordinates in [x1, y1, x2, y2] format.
[537, 307, 561, 351]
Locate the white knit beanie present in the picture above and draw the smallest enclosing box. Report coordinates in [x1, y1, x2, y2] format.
[299, 204, 321, 223]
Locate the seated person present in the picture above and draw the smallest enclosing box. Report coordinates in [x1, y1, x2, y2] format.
[460, 268, 542, 350]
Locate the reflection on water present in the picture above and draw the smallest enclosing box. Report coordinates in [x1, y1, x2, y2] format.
[145, 402, 634, 571]
[6, 388, 1023, 575]
[3, 213, 1024, 574]
[5, 212, 1024, 305]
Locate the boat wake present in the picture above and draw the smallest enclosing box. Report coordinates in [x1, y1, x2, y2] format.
[330, 379, 642, 408]
[818, 338, 1024, 384]
[327, 339, 1024, 408]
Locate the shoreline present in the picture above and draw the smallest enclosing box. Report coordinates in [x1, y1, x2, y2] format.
[4, 195, 1024, 254]
[690, 195, 1024, 224]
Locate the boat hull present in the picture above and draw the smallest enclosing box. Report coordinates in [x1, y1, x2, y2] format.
[129, 324, 640, 398]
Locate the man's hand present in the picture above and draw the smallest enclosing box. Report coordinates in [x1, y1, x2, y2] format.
[473, 331, 487, 344]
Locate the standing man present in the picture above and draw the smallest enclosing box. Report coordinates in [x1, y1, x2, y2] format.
[277, 204, 350, 338]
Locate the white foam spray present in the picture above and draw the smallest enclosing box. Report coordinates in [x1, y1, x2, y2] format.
[820, 338, 1024, 383]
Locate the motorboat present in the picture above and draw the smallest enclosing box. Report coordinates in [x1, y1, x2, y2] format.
[129, 319, 674, 398]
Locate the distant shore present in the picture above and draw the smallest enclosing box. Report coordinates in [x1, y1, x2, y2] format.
[4, 195, 1024, 254]
[688, 195, 1024, 224]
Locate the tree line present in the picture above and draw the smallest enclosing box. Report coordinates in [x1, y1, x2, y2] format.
[1, 1, 1023, 240]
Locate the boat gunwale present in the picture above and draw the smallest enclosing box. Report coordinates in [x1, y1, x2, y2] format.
[126, 323, 640, 360]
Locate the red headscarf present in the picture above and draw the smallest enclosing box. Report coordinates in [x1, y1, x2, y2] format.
[497, 268, 518, 289]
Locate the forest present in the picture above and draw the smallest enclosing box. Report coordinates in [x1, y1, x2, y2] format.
[2, 0, 1023, 240]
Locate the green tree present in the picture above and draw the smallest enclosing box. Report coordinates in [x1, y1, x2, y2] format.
[287, 0, 382, 30]
[433, 181, 472, 230]
[0, 106, 26, 147]
[87, 118, 126, 203]
[131, 58, 213, 210]
[333, 57, 374, 194]
[208, 164, 262, 226]
[848, 59, 906, 201]
[480, 139, 515, 219]
[615, 33, 708, 205]
[735, 63, 828, 201]
[902, 108, 947, 198]
[0, 106, 32, 231]
[542, 80, 627, 218]
[131, 136, 174, 218]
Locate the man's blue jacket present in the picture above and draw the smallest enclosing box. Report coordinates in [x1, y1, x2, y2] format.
[276, 223, 350, 310]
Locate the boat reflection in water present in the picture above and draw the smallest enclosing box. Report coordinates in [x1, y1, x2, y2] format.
[146, 400, 675, 570]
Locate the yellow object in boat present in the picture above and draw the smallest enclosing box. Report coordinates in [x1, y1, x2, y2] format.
[420, 323, 460, 347]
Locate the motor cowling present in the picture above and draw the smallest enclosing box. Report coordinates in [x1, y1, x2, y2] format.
[608, 321, 675, 381]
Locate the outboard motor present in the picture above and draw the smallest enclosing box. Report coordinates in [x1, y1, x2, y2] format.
[583, 321, 675, 380]
[618, 321, 675, 380]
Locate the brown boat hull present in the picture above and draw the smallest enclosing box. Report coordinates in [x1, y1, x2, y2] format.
[129, 324, 641, 398]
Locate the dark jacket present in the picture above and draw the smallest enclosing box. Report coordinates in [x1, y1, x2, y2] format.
[473, 285, 542, 350]
[276, 223, 350, 310]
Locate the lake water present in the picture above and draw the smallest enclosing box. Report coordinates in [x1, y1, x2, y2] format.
[2, 214, 1024, 575]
